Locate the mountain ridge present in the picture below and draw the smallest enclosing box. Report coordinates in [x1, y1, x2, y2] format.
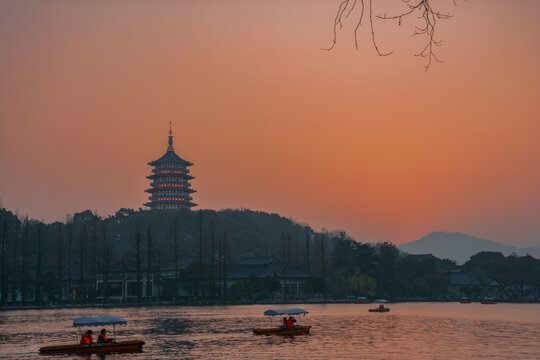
[398, 232, 540, 264]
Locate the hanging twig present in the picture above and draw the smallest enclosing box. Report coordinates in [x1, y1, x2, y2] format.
[377, 0, 453, 70]
[325, 0, 458, 69]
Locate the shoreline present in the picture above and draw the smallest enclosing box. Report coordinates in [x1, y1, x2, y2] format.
[2, 298, 539, 311]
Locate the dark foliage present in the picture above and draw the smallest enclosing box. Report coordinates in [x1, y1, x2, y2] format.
[0, 207, 539, 305]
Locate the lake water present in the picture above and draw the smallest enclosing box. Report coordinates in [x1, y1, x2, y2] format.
[1, 303, 539, 359]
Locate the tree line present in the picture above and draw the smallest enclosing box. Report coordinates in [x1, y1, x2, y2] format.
[1, 207, 539, 307]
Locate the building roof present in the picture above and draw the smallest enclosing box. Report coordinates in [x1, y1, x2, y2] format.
[226, 259, 310, 280]
[100, 256, 311, 280]
[149, 150, 193, 166]
[236, 256, 275, 265]
[449, 272, 481, 286]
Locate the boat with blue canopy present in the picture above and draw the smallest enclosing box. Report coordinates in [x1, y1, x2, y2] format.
[39, 316, 144, 354]
[73, 315, 128, 327]
[369, 299, 390, 312]
[253, 308, 311, 335]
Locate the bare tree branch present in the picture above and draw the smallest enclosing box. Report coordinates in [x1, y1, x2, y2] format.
[326, 0, 458, 70]
[369, 0, 392, 56]
[323, 0, 351, 51]
[354, 0, 365, 50]
[378, 0, 453, 70]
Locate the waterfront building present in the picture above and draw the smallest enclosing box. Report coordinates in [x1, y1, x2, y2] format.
[95, 256, 311, 301]
[144, 123, 196, 210]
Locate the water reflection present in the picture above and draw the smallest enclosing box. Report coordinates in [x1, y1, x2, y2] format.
[0, 303, 539, 359]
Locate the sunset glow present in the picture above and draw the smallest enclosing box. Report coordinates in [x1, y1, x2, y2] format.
[1, 0, 539, 246]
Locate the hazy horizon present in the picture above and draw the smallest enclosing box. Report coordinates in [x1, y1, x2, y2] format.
[1, 0, 539, 247]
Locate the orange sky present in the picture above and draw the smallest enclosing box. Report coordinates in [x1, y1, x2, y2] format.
[1, 0, 539, 246]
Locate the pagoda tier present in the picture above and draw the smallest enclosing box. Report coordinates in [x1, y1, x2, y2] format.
[144, 124, 197, 210]
[146, 172, 194, 180]
[144, 199, 197, 208]
[145, 185, 195, 193]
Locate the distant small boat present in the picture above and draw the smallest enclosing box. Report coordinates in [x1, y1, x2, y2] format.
[39, 316, 144, 355]
[369, 307, 390, 312]
[459, 297, 471, 303]
[252, 308, 311, 336]
[356, 297, 369, 304]
[369, 299, 390, 312]
[481, 298, 497, 304]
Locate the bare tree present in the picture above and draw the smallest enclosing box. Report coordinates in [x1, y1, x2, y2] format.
[0, 213, 6, 306]
[157, 249, 161, 302]
[57, 223, 63, 304]
[78, 225, 87, 302]
[136, 229, 141, 302]
[279, 232, 290, 301]
[325, 0, 457, 69]
[91, 213, 98, 302]
[220, 230, 228, 304]
[173, 218, 179, 299]
[65, 215, 73, 303]
[210, 218, 216, 298]
[102, 219, 109, 303]
[305, 227, 311, 273]
[11, 218, 19, 305]
[35, 224, 42, 305]
[198, 211, 203, 264]
[122, 257, 127, 304]
[146, 226, 153, 301]
[320, 232, 327, 299]
[22, 218, 29, 304]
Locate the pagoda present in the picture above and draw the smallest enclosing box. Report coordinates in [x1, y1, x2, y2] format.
[144, 123, 196, 210]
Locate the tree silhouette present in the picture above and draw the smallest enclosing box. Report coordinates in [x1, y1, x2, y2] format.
[326, 0, 458, 70]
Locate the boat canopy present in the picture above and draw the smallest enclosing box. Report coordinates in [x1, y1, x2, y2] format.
[73, 316, 127, 327]
[374, 299, 388, 303]
[263, 308, 308, 316]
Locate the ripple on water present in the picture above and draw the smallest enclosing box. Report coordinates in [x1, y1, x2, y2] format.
[0, 303, 539, 359]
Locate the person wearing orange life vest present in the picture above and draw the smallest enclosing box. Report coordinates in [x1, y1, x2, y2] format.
[80, 330, 93, 345]
[97, 329, 112, 343]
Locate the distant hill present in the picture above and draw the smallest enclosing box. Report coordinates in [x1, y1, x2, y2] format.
[398, 232, 540, 264]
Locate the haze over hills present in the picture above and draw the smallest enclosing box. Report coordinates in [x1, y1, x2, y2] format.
[398, 232, 540, 265]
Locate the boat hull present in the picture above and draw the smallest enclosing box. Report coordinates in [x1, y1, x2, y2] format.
[369, 308, 390, 312]
[253, 326, 311, 336]
[39, 340, 145, 354]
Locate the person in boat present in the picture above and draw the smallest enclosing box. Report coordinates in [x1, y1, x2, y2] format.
[286, 316, 296, 328]
[97, 329, 112, 343]
[379, 304, 384, 309]
[282, 317, 288, 328]
[80, 330, 93, 345]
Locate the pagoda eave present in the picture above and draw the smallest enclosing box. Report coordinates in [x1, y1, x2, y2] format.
[147, 174, 195, 180]
[145, 188, 196, 194]
[144, 200, 197, 208]
[148, 160, 193, 167]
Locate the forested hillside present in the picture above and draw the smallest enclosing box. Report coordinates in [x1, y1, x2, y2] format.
[1, 207, 539, 306]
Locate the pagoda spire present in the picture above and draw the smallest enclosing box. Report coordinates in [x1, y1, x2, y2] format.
[167, 121, 174, 152]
